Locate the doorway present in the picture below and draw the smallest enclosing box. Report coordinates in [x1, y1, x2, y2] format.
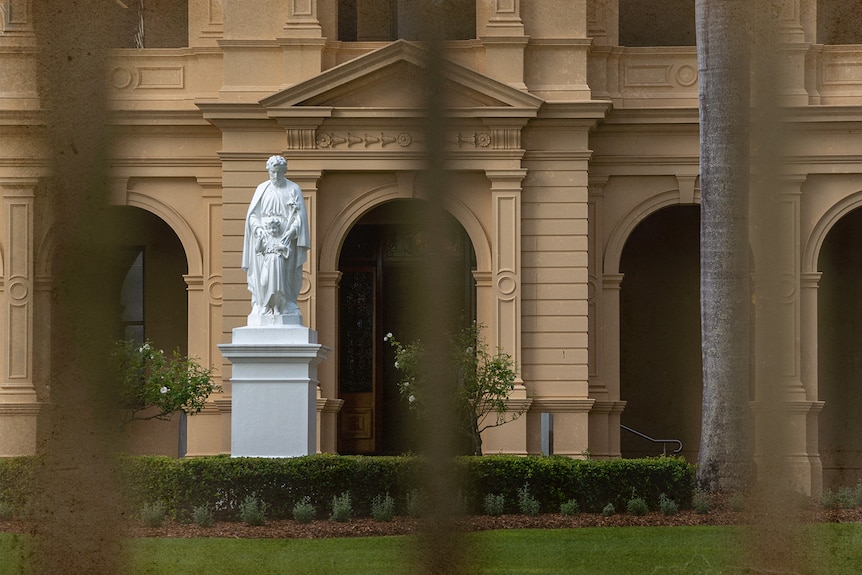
[818, 206, 862, 489]
[337, 200, 476, 454]
[619, 205, 702, 461]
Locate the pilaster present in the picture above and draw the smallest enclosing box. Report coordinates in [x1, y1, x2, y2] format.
[479, 0, 528, 90]
[0, 179, 40, 456]
[316, 270, 342, 453]
[486, 169, 524, 366]
[0, 180, 37, 403]
[189, 0, 224, 47]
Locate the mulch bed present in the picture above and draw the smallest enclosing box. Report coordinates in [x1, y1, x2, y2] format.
[4, 506, 862, 539]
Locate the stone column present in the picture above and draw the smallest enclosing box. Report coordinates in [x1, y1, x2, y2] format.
[587, 177, 630, 459]
[801, 270, 825, 495]
[479, 169, 529, 455]
[316, 270, 343, 453]
[0, 179, 40, 455]
[287, 171, 322, 328]
[750, 175, 820, 494]
[478, 0, 528, 90]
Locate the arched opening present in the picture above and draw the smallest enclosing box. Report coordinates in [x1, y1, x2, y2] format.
[337, 0, 475, 42]
[105, 206, 189, 456]
[619, 0, 695, 47]
[337, 199, 476, 455]
[818, 206, 862, 489]
[818, 0, 862, 45]
[619, 205, 701, 461]
[115, 0, 189, 48]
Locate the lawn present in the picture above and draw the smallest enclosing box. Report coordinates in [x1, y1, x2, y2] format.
[2, 524, 861, 575]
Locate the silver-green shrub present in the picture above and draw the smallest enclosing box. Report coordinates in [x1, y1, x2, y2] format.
[658, 493, 678, 516]
[292, 496, 316, 524]
[483, 493, 506, 516]
[517, 484, 540, 516]
[330, 491, 352, 522]
[192, 505, 214, 528]
[140, 501, 167, 527]
[626, 495, 649, 516]
[238, 495, 267, 526]
[559, 499, 579, 516]
[371, 492, 396, 522]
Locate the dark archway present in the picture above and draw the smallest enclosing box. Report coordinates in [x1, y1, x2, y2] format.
[619, 205, 701, 461]
[337, 200, 476, 455]
[818, 206, 862, 489]
[105, 206, 189, 456]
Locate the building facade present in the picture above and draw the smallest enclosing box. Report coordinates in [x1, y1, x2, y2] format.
[2, 0, 862, 494]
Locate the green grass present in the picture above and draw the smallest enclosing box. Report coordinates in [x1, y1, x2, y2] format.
[3, 524, 862, 575]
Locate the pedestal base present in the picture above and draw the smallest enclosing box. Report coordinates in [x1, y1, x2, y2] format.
[218, 325, 331, 457]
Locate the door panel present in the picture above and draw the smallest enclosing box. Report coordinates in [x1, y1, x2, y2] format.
[338, 267, 377, 454]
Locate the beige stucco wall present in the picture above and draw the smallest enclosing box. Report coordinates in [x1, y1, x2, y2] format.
[4, 0, 862, 493]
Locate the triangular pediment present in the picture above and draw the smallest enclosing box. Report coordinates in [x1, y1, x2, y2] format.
[260, 40, 543, 112]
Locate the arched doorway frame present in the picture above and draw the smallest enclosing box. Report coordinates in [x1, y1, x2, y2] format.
[316, 173, 492, 454]
[598, 187, 698, 459]
[802, 189, 862, 490]
[111, 178, 223, 456]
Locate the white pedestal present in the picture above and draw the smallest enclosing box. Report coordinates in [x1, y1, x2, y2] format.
[218, 325, 331, 457]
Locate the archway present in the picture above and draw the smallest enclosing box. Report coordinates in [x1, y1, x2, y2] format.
[619, 205, 701, 461]
[337, 199, 476, 455]
[818, 206, 862, 489]
[105, 205, 189, 456]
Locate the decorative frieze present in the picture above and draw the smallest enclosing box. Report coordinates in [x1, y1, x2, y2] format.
[315, 131, 417, 149]
[307, 130, 506, 150]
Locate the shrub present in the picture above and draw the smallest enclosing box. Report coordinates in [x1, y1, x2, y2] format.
[371, 493, 396, 522]
[330, 492, 352, 522]
[292, 496, 316, 524]
[626, 495, 649, 516]
[238, 495, 267, 526]
[601, 502, 615, 517]
[405, 489, 427, 518]
[192, 505, 214, 528]
[0, 501, 15, 521]
[728, 492, 746, 512]
[560, 499, 579, 516]
[659, 493, 678, 516]
[483, 494, 506, 516]
[140, 501, 167, 527]
[517, 484, 540, 516]
[461, 455, 695, 514]
[110, 454, 695, 520]
[693, 490, 711, 514]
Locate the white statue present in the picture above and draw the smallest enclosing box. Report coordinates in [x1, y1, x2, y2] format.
[242, 155, 310, 325]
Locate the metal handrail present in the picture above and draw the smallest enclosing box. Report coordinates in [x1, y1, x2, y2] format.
[620, 424, 683, 456]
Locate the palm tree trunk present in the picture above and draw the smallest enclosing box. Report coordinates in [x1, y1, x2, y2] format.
[695, 0, 754, 493]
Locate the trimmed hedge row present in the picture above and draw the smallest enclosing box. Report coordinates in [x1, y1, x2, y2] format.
[1, 455, 694, 520]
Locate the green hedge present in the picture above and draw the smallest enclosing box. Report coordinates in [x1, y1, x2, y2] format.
[0, 456, 38, 513]
[2, 455, 694, 520]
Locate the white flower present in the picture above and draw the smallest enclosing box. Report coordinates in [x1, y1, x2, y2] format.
[466, 347, 473, 354]
[408, 394, 416, 403]
[384, 332, 393, 341]
[402, 382, 409, 388]
[160, 386, 169, 394]
[394, 360, 399, 368]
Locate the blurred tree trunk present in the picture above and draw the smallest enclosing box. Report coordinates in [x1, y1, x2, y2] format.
[695, 0, 754, 493]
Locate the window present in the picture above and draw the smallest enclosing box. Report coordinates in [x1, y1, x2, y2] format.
[818, 0, 862, 44]
[619, 0, 695, 47]
[120, 248, 145, 344]
[116, 0, 188, 48]
[338, 0, 475, 42]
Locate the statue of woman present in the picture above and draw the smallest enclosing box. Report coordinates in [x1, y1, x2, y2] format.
[241, 156, 309, 324]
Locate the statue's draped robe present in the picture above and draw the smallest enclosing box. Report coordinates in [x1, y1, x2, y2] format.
[241, 179, 310, 317]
